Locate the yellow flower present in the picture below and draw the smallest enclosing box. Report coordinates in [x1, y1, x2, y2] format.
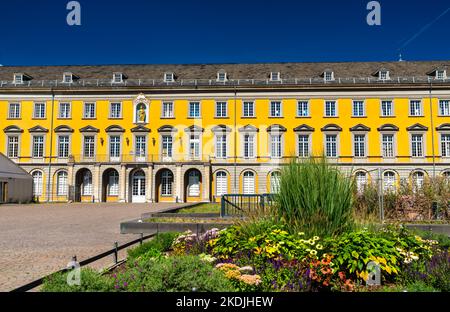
[316, 244, 323, 250]
[313, 236, 320, 241]
[298, 232, 305, 236]
[309, 250, 317, 256]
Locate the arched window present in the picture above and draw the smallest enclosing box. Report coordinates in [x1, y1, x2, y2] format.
[161, 170, 173, 196]
[355, 171, 367, 193]
[216, 171, 227, 196]
[57, 171, 68, 196]
[32, 171, 43, 196]
[383, 171, 396, 192]
[187, 170, 200, 197]
[412, 171, 424, 190]
[82, 171, 93, 195]
[270, 171, 281, 193]
[443, 171, 450, 179]
[243, 171, 255, 194]
[108, 170, 119, 196]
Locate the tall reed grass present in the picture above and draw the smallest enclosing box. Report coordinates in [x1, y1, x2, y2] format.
[274, 157, 354, 237]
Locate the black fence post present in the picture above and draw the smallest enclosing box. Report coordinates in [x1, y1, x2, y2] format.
[139, 233, 143, 245]
[113, 242, 118, 264]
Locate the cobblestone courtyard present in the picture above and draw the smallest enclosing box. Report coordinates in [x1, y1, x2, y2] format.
[0, 202, 190, 291]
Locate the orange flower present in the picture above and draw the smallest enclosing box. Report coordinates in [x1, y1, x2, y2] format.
[338, 271, 346, 280]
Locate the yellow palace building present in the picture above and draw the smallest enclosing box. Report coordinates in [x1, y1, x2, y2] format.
[0, 61, 449, 203]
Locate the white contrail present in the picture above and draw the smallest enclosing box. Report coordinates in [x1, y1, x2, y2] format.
[398, 7, 450, 51]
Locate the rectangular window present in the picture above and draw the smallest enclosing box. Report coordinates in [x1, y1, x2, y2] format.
[59, 103, 71, 118]
[162, 102, 174, 118]
[164, 72, 174, 82]
[109, 136, 121, 158]
[270, 101, 282, 117]
[34, 103, 46, 118]
[135, 136, 146, 158]
[162, 135, 173, 157]
[352, 101, 365, 117]
[215, 101, 227, 117]
[325, 135, 337, 157]
[243, 134, 255, 158]
[270, 72, 280, 81]
[189, 101, 201, 118]
[243, 101, 255, 117]
[32, 136, 44, 158]
[113, 73, 123, 83]
[83, 136, 95, 158]
[324, 72, 333, 81]
[382, 134, 394, 157]
[297, 135, 309, 157]
[110, 103, 122, 118]
[381, 100, 393, 116]
[409, 100, 422, 116]
[189, 135, 200, 158]
[7, 136, 19, 158]
[297, 101, 309, 117]
[84, 103, 96, 118]
[441, 134, 450, 157]
[439, 100, 450, 116]
[58, 136, 70, 158]
[270, 134, 282, 158]
[216, 135, 227, 158]
[108, 173, 119, 196]
[354, 134, 366, 157]
[437, 70, 445, 80]
[325, 101, 337, 117]
[8, 103, 20, 119]
[411, 134, 423, 157]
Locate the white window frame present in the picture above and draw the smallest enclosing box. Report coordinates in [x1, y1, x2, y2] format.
[32, 135, 45, 158]
[108, 171, 119, 196]
[380, 100, 394, 117]
[269, 100, 282, 117]
[353, 133, 367, 158]
[297, 100, 309, 117]
[161, 170, 173, 196]
[14, 73, 23, 84]
[436, 70, 447, 80]
[410, 133, 425, 158]
[352, 100, 365, 117]
[57, 135, 70, 158]
[324, 134, 339, 158]
[242, 133, 256, 159]
[409, 100, 423, 116]
[188, 101, 201, 118]
[112, 72, 123, 83]
[164, 72, 174, 82]
[379, 70, 390, 81]
[383, 171, 396, 192]
[8, 103, 21, 119]
[33, 102, 46, 119]
[215, 101, 228, 118]
[324, 71, 334, 82]
[32, 170, 43, 196]
[59, 102, 71, 119]
[324, 100, 337, 117]
[161, 135, 173, 158]
[215, 134, 228, 159]
[296, 134, 311, 157]
[242, 101, 255, 117]
[381, 133, 396, 158]
[83, 102, 96, 119]
[215, 171, 228, 197]
[242, 171, 255, 194]
[440, 133, 450, 157]
[109, 102, 122, 119]
[217, 71, 227, 82]
[57, 171, 68, 196]
[438, 100, 450, 116]
[269, 133, 283, 158]
[162, 101, 174, 118]
[83, 135, 96, 158]
[188, 134, 201, 159]
[63, 72, 73, 83]
[109, 135, 122, 160]
[270, 72, 280, 81]
[7, 135, 20, 158]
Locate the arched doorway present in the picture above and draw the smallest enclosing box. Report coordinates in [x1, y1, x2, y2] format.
[130, 169, 146, 203]
[155, 169, 174, 202]
[75, 168, 93, 202]
[102, 168, 119, 202]
[184, 169, 202, 202]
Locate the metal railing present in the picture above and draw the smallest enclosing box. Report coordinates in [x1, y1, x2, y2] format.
[1, 76, 449, 89]
[221, 193, 276, 217]
[10, 233, 156, 292]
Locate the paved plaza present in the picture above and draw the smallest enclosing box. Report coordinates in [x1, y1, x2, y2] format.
[0, 202, 190, 291]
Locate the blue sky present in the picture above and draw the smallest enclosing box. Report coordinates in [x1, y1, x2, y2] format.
[0, 0, 449, 65]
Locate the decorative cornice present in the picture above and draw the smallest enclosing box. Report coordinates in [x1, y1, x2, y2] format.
[185, 125, 204, 133]
[54, 125, 74, 133]
[406, 123, 428, 131]
[211, 124, 232, 133]
[105, 125, 125, 133]
[131, 125, 151, 133]
[377, 124, 399, 132]
[79, 125, 99, 133]
[28, 125, 49, 133]
[321, 124, 342, 132]
[266, 124, 287, 132]
[436, 123, 450, 131]
[3, 125, 23, 133]
[238, 125, 259, 132]
[293, 124, 315, 132]
[349, 124, 371, 132]
[157, 125, 177, 133]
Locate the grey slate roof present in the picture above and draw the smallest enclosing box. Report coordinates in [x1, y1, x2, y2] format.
[0, 61, 448, 81]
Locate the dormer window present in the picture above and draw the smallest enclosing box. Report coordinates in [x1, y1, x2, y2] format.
[436, 70, 446, 80]
[14, 73, 23, 84]
[323, 71, 334, 82]
[270, 72, 280, 81]
[379, 70, 390, 81]
[113, 72, 124, 83]
[63, 72, 73, 83]
[164, 72, 175, 82]
[217, 70, 227, 82]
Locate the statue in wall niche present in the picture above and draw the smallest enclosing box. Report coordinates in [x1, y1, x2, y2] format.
[137, 103, 146, 123]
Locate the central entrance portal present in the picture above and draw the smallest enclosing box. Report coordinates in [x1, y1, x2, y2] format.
[131, 170, 146, 203]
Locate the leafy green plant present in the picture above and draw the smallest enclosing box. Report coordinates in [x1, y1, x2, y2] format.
[114, 255, 236, 292]
[275, 157, 354, 237]
[41, 268, 114, 292]
[127, 232, 178, 260]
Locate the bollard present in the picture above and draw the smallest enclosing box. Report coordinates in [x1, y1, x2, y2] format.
[113, 242, 118, 264]
[139, 233, 143, 245]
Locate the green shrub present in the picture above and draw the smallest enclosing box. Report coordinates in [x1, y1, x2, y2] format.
[127, 232, 178, 260]
[41, 268, 114, 292]
[114, 255, 236, 292]
[275, 157, 354, 237]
